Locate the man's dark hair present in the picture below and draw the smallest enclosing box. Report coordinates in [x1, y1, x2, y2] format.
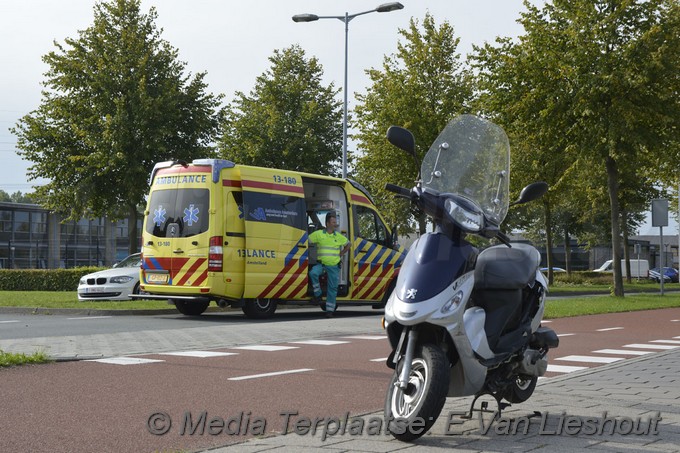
[325, 212, 337, 225]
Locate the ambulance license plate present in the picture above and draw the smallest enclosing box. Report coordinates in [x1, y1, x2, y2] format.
[146, 273, 169, 284]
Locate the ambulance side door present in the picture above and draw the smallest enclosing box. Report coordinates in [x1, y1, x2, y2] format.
[351, 204, 403, 301]
[239, 167, 309, 300]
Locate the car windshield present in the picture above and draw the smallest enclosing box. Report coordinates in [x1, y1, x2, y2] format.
[115, 254, 142, 268]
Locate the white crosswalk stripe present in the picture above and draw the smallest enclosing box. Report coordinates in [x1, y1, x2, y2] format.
[623, 343, 679, 350]
[160, 351, 238, 358]
[650, 339, 680, 345]
[289, 340, 349, 346]
[593, 349, 653, 356]
[547, 364, 588, 373]
[231, 345, 299, 352]
[87, 357, 164, 365]
[556, 355, 623, 364]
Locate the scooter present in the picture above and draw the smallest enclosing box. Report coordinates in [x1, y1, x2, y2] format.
[382, 115, 559, 441]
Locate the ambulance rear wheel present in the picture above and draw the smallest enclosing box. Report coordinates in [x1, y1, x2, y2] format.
[242, 298, 277, 319]
[173, 300, 209, 316]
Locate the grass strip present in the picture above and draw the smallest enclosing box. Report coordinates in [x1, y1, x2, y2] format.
[0, 349, 51, 367]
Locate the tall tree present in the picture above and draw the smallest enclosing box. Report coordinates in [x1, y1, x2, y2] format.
[12, 0, 223, 254]
[218, 45, 343, 175]
[353, 13, 472, 234]
[474, 0, 680, 296]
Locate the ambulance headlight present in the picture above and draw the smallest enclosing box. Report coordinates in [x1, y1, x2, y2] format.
[444, 198, 483, 232]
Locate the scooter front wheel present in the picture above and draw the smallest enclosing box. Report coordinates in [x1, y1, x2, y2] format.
[384, 343, 449, 442]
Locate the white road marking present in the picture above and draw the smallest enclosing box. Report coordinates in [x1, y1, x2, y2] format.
[0, 320, 20, 323]
[228, 368, 314, 381]
[540, 320, 552, 323]
[160, 351, 238, 358]
[650, 339, 680, 345]
[370, 357, 389, 362]
[87, 357, 164, 365]
[596, 327, 624, 332]
[289, 340, 349, 346]
[231, 345, 299, 352]
[547, 364, 589, 373]
[343, 335, 387, 340]
[557, 333, 575, 337]
[556, 355, 623, 364]
[593, 349, 653, 356]
[623, 343, 679, 350]
[67, 316, 112, 320]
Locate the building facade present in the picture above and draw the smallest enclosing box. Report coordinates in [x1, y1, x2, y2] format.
[0, 201, 140, 269]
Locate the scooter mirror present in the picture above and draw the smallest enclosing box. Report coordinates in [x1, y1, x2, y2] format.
[511, 181, 548, 206]
[386, 126, 417, 159]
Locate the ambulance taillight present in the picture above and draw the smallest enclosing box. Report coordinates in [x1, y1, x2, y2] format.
[208, 236, 223, 272]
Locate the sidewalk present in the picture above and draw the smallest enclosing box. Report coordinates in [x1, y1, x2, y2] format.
[207, 347, 680, 452]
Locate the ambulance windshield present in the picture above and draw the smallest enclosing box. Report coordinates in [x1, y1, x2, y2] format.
[145, 188, 210, 238]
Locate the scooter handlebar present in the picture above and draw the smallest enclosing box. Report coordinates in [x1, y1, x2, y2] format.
[385, 183, 412, 199]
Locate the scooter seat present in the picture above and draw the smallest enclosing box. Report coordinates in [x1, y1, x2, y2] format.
[474, 243, 540, 289]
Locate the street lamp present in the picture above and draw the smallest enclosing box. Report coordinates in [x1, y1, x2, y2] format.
[293, 2, 404, 179]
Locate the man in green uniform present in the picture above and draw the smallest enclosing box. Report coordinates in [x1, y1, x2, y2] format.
[309, 212, 349, 318]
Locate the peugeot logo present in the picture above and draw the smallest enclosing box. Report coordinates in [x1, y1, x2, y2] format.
[406, 288, 418, 299]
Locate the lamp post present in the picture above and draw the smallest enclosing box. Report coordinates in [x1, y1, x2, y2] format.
[293, 2, 404, 179]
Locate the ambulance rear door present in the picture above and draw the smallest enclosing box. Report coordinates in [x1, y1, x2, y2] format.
[239, 167, 309, 300]
[143, 165, 212, 290]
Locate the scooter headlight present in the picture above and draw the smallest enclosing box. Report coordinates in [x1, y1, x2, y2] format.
[444, 198, 483, 232]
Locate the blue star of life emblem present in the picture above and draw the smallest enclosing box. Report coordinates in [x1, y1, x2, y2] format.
[153, 205, 167, 227]
[183, 204, 200, 226]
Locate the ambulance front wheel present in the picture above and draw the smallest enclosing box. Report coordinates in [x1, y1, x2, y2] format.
[242, 298, 277, 319]
[173, 300, 209, 316]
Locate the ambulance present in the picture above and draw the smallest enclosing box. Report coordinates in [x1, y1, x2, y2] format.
[136, 158, 406, 318]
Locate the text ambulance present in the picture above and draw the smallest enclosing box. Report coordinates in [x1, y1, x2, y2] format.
[136, 159, 406, 318]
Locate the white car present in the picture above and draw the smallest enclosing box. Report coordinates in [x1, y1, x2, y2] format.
[77, 253, 143, 301]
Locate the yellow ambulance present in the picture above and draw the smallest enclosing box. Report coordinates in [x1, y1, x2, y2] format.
[137, 159, 406, 318]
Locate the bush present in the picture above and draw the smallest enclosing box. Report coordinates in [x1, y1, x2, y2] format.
[552, 271, 613, 286]
[0, 267, 104, 291]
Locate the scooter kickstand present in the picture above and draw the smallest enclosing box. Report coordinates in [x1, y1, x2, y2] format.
[461, 392, 508, 420]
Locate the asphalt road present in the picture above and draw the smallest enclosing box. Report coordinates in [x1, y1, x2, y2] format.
[0, 308, 678, 453]
[0, 306, 382, 340]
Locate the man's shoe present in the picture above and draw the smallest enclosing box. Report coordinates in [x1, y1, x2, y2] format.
[310, 295, 321, 304]
[325, 312, 334, 318]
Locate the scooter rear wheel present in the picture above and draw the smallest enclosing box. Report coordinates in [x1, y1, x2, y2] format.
[502, 375, 538, 403]
[384, 343, 449, 442]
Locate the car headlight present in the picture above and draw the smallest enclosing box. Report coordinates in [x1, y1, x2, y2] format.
[444, 198, 484, 232]
[79, 278, 86, 285]
[110, 276, 134, 284]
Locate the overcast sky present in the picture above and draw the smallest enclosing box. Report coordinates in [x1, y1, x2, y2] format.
[0, 0, 540, 192]
[0, 0, 674, 234]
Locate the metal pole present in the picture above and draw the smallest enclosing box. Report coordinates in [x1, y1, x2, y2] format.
[660, 226, 665, 295]
[342, 12, 349, 180]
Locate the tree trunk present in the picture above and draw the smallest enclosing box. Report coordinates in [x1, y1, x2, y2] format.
[621, 208, 631, 283]
[544, 199, 554, 286]
[128, 204, 140, 256]
[605, 155, 624, 297]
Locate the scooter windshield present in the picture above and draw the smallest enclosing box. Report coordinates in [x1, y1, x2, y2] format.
[421, 115, 510, 225]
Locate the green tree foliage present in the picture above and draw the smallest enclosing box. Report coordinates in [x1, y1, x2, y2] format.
[12, 0, 223, 254]
[353, 14, 472, 234]
[473, 0, 680, 295]
[218, 45, 343, 175]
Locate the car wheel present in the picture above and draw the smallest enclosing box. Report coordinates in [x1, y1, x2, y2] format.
[173, 300, 209, 316]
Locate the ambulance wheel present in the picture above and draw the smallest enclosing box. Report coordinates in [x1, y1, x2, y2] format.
[173, 300, 209, 316]
[242, 298, 277, 319]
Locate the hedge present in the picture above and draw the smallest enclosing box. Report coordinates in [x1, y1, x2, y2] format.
[0, 268, 105, 291]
